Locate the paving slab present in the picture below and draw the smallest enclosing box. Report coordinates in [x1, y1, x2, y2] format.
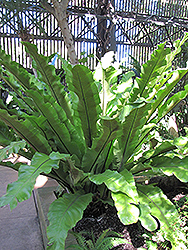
[0, 166, 44, 250]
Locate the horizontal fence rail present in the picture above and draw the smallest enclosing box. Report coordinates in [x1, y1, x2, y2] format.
[0, 0, 187, 69]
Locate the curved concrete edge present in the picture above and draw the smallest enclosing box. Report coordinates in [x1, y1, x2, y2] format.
[33, 187, 56, 249]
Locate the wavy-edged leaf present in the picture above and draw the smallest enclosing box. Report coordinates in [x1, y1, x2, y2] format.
[140, 141, 176, 164]
[135, 43, 170, 98]
[0, 46, 30, 90]
[119, 44, 188, 164]
[149, 141, 176, 157]
[47, 192, 92, 250]
[70, 65, 101, 147]
[128, 140, 177, 175]
[153, 34, 188, 91]
[165, 33, 188, 70]
[93, 119, 121, 152]
[147, 69, 188, 122]
[26, 115, 49, 140]
[118, 44, 171, 163]
[22, 42, 73, 121]
[0, 140, 26, 162]
[137, 184, 178, 231]
[89, 170, 139, 225]
[0, 109, 51, 154]
[0, 152, 68, 210]
[111, 192, 139, 225]
[27, 89, 83, 158]
[46, 95, 85, 158]
[0, 68, 38, 113]
[135, 77, 188, 153]
[89, 169, 138, 203]
[151, 155, 188, 182]
[139, 203, 158, 231]
[118, 103, 149, 168]
[82, 118, 121, 172]
[156, 85, 188, 123]
[67, 158, 85, 185]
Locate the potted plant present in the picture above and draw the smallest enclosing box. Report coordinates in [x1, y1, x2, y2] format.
[0, 34, 188, 250]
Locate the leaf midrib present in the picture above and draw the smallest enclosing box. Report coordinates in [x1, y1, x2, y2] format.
[76, 71, 92, 147]
[121, 51, 165, 167]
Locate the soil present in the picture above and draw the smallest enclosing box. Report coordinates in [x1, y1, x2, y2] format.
[74, 175, 188, 250]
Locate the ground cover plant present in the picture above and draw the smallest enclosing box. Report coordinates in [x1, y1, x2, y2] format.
[67, 229, 132, 249]
[0, 35, 188, 249]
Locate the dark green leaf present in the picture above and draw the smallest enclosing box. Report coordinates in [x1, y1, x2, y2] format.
[82, 118, 121, 172]
[0, 109, 52, 154]
[71, 65, 101, 147]
[22, 42, 73, 121]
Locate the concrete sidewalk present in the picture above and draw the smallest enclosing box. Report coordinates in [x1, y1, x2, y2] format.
[0, 166, 44, 250]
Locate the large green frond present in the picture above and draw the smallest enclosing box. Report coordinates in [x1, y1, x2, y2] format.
[138, 185, 178, 235]
[89, 169, 139, 224]
[22, 42, 73, 121]
[111, 192, 140, 224]
[151, 155, 188, 183]
[118, 103, 149, 168]
[27, 89, 83, 158]
[47, 192, 92, 250]
[147, 69, 188, 123]
[0, 46, 30, 89]
[89, 169, 138, 202]
[81, 118, 120, 172]
[152, 85, 188, 124]
[136, 43, 170, 98]
[70, 65, 102, 147]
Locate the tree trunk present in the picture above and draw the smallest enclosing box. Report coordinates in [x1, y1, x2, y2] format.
[42, 0, 78, 65]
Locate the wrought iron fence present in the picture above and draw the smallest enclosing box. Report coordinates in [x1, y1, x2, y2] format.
[0, 0, 187, 69]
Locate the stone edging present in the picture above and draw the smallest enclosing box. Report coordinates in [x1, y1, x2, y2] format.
[33, 186, 56, 249]
[33, 186, 77, 249]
